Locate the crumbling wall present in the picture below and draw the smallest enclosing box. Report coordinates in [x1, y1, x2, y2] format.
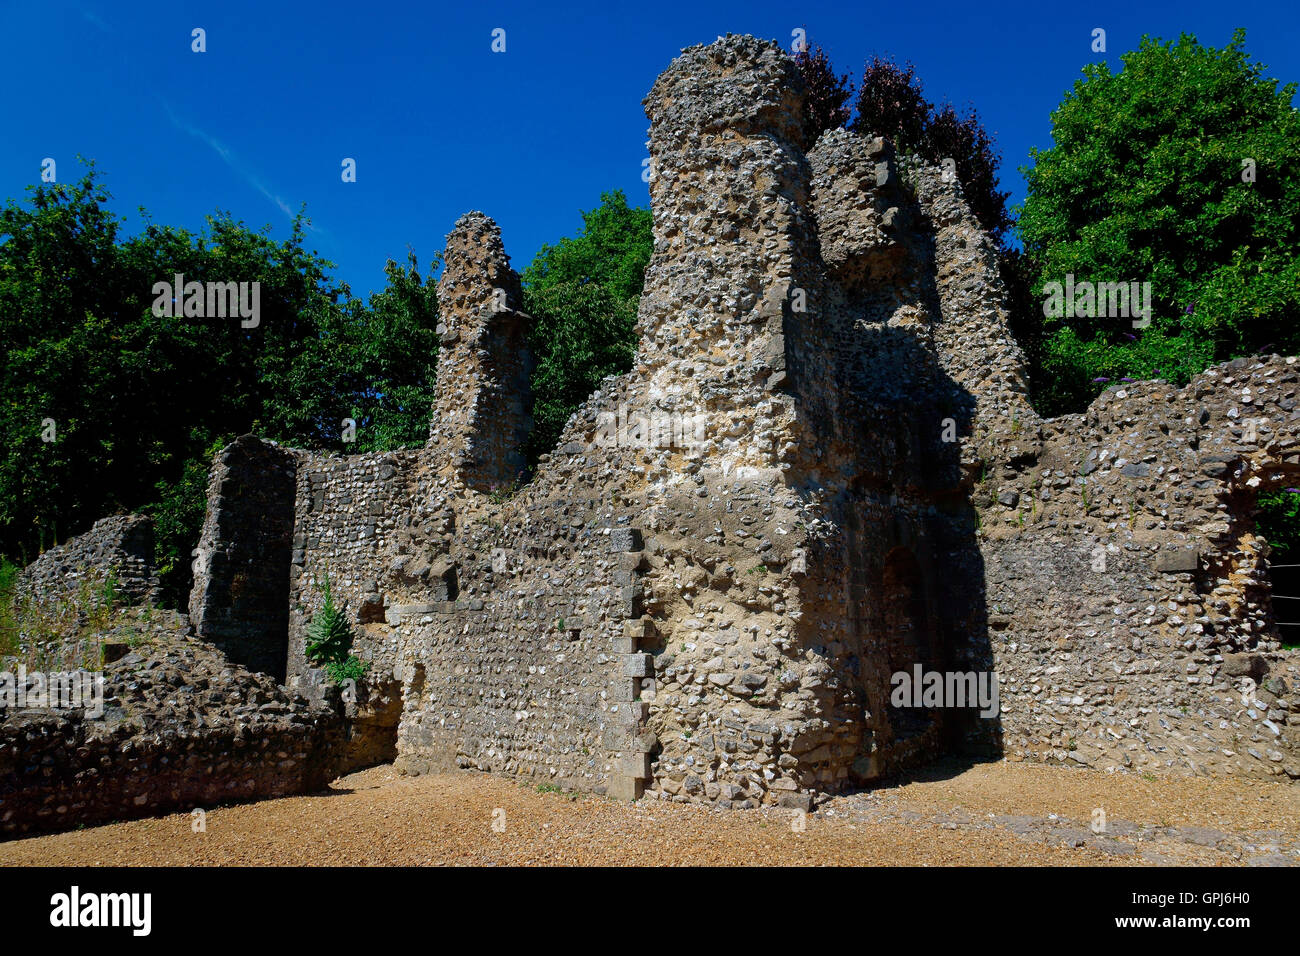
[977, 356, 1300, 780]
[189, 436, 298, 681]
[288, 667, 404, 774]
[16, 514, 158, 610]
[428, 211, 534, 492]
[0, 621, 342, 838]
[393, 216, 629, 791]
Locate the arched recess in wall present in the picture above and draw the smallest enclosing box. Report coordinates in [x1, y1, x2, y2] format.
[1252, 482, 1300, 647]
[1206, 459, 1300, 651]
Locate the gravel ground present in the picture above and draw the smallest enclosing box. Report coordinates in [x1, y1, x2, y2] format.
[1, 759, 1296, 866]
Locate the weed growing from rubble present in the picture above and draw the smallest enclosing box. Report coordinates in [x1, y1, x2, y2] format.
[0, 559, 124, 669]
[487, 479, 520, 505]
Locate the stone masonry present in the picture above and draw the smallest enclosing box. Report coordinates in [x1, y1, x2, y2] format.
[17, 514, 159, 611]
[177, 33, 1300, 812]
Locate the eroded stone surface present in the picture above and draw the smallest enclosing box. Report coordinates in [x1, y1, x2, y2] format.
[187, 35, 1300, 804]
[13, 34, 1296, 837]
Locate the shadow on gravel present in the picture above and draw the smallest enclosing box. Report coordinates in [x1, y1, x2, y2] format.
[849, 753, 1004, 795]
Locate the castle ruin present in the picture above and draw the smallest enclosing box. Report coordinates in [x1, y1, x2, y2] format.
[188, 35, 1300, 805]
[4, 35, 1297, 834]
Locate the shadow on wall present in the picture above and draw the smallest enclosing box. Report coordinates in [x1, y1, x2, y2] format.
[786, 315, 1000, 791]
[189, 436, 297, 683]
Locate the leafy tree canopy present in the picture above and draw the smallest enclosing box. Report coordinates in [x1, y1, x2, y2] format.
[1016, 29, 1300, 415]
[793, 42, 855, 152]
[521, 191, 651, 463]
[0, 163, 440, 603]
[522, 190, 651, 301]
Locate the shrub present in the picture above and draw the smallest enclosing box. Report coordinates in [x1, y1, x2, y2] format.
[792, 42, 854, 151]
[849, 55, 1011, 247]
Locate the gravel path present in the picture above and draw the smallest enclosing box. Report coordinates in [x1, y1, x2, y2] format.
[2, 760, 1296, 866]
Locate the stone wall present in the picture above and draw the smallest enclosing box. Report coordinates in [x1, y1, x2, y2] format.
[189, 436, 297, 681]
[392, 487, 628, 790]
[288, 667, 404, 775]
[392, 217, 631, 790]
[0, 619, 342, 838]
[286, 449, 421, 683]
[977, 356, 1300, 780]
[16, 514, 158, 611]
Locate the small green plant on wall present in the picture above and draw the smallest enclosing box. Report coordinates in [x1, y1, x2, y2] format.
[306, 574, 370, 686]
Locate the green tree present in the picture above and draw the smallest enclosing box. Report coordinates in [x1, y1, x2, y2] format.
[0, 163, 441, 606]
[524, 282, 639, 462]
[521, 191, 651, 461]
[522, 190, 651, 301]
[281, 252, 440, 453]
[1016, 30, 1300, 415]
[144, 432, 231, 607]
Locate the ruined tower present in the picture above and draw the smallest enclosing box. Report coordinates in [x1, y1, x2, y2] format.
[428, 212, 534, 492]
[183, 35, 1300, 811]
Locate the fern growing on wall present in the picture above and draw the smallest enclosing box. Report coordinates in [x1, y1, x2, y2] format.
[306, 575, 370, 685]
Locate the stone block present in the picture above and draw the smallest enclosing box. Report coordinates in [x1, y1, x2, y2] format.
[1222, 653, 1266, 680]
[618, 551, 647, 573]
[607, 774, 643, 801]
[611, 702, 647, 729]
[385, 603, 438, 625]
[101, 641, 131, 665]
[610, 680, 638, 702]
[430, 559, 458, 600]
[623, 654, 654, 678]
[777, 792, 813, 812]
[619, 585, 643, 619]
[618, 753, 651, 779]
[1154, 548, 1199, 573]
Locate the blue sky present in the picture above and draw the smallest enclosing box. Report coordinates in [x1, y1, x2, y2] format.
[2, 0, 1297, 297]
